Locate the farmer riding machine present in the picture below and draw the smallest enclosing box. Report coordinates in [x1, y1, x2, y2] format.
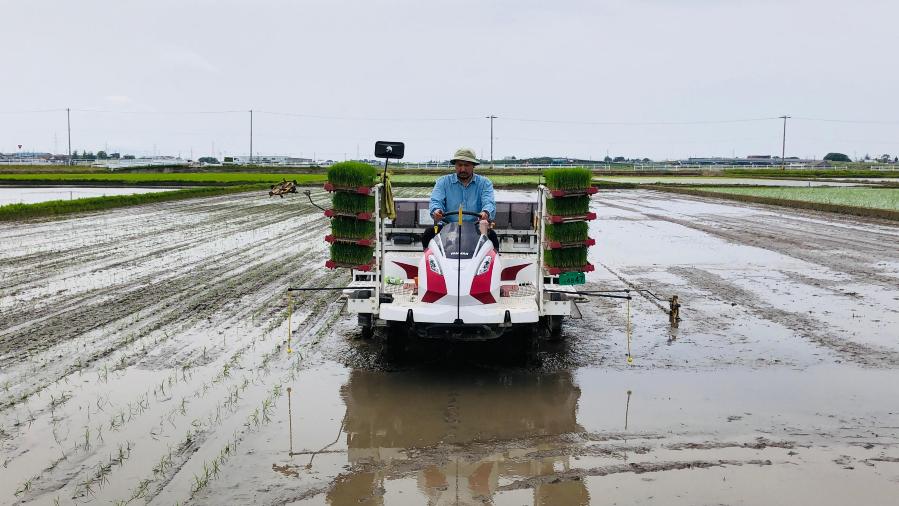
[323, 142, 597, 350]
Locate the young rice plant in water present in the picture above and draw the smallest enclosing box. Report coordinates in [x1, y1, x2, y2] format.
[544, 221, 589, 243]
[544, 247, 588, 268]
[543, 168, 592, 190]
[546, 196, 590, 216]
[332, 193, 375, 214]
[330, 243, 375, 265]
[331, 216, 375, 239]
[327, 161, 378, 188]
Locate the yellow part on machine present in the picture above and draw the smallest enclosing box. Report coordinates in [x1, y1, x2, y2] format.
[380, 171, 396, 220]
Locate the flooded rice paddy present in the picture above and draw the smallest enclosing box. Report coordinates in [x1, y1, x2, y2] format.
[1, 188, 898, 505]
[592, 176, 869, 186]
[0, 187, 173, 206]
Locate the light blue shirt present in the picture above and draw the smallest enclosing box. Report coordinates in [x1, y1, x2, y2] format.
[429, 173, 496, 222]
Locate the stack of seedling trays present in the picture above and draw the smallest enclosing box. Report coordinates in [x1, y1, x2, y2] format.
[543, 168, 597, 281]
[324, 162, 378, 271]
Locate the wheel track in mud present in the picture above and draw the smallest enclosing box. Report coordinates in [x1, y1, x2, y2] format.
[1, 190, 361, 504]
[0, 194, 324, 353]
[598, 191, 899, 367]
[44, 285, 345, 505]
[605, 191, 899, 288]
[0, 192, 336, 406]
[0, 193, 318, 299]
[0, 225, 328, 410]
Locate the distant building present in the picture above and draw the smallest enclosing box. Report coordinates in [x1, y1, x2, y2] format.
[222, 155, 314, 166]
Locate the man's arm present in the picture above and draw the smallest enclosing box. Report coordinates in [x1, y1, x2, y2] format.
[479, 177, 496, 220]
[429, 176, 446, 218]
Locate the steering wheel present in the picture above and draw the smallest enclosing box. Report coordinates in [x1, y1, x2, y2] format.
[437, 210, 484, 223]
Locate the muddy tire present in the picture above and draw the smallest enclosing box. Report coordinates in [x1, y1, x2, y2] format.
[545, 293, 564, 340]
[357, 313, 374, 340]
[385, 322, 408, 360]
[503, 327, 536, 365]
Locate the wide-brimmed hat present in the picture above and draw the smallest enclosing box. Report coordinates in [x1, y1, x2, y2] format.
[450, 147, 480, 165]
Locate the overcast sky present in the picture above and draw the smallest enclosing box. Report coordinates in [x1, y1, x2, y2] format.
[2, 0, 897, 161]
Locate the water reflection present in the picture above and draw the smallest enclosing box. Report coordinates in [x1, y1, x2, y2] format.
[327, 369, 589, 505]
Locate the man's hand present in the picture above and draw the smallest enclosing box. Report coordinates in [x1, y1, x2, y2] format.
[433, 209, 444, 221]
[479, 211, 489, 221]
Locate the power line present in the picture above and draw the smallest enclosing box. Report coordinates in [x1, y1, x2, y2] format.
[4, 107, 899, 125]
[255, 110, 481, 122]
[792, 116, 899, 125]
[69, 108, 245, 115]
[0, 108, 67, 114]
[501, 116, 783, 126]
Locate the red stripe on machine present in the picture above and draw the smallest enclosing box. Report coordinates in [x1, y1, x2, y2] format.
[500, 263, 529, 281]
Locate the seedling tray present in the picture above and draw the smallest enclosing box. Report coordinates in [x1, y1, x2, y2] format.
[324, 209, 373, 220]
[323, 182, 373, 195]
[325, 235, 375, 247]
[544, 238, 596, 249]
[325, 259, 374, 271]
[549, 187, 598, 198]
[543, 263, 595, 275]
[545, 212, 597, 223]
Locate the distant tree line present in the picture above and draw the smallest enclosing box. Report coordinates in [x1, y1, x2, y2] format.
[824, 152, 897, 163]
[70, 150, 133, 160]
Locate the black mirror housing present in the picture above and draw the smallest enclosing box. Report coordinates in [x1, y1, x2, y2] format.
[374, 141, 405, 159]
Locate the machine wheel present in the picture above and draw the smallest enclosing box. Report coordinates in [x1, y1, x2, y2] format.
[352, 291, 374, 340]
[357, 313, 374, 340]
[546, 293, 564, 340]
[504, 326, 537, 365]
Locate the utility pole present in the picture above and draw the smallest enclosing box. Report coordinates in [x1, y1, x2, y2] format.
[779, 115, 791, 170]
[66, 108, 72, 166]
[486, 115, 497, 168]
[249, 109, 254, 164]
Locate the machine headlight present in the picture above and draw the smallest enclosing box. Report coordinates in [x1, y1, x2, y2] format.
[477, 255, 492, 276]
[428, 255, 443, 275]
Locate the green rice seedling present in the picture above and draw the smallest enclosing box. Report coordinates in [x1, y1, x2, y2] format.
[330, 243, 375, 266]
[330, 216, 375, 239]
[546, 196, 590, 216]
[543, 168, 592, 190]
[327, 161, 378, 188]
[544, 222, 589, 243]
[544, 247, 588, 268]
[14, 477, 33, 497]
[331, 193, 375, 214]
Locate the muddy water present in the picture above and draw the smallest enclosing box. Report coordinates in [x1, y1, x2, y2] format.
[2, 188, 899, 505]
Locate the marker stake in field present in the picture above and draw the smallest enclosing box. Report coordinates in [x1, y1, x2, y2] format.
[287, 292, 293, 354]
[626, 297, 633, 364]
[287, 386, 294, 457]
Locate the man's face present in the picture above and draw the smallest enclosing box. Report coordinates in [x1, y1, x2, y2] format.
[454, 161, 475, 182]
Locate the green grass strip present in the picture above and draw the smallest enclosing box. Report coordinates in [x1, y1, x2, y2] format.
[329, 243, 375, 265]
[689, 186, 899, 211]
[544, 247, 588, 268]
[332, 193, 375, 214]
[546, 196, 590, 216]
[723, 168, 899, 178]
[331, 216, 375, 239]
[0, 172, 326, 186]
[545, 222, 589, 243]
[543, 168, 592, 190]
[0, 184, 268, 222]
[327, 161, 378, 188]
